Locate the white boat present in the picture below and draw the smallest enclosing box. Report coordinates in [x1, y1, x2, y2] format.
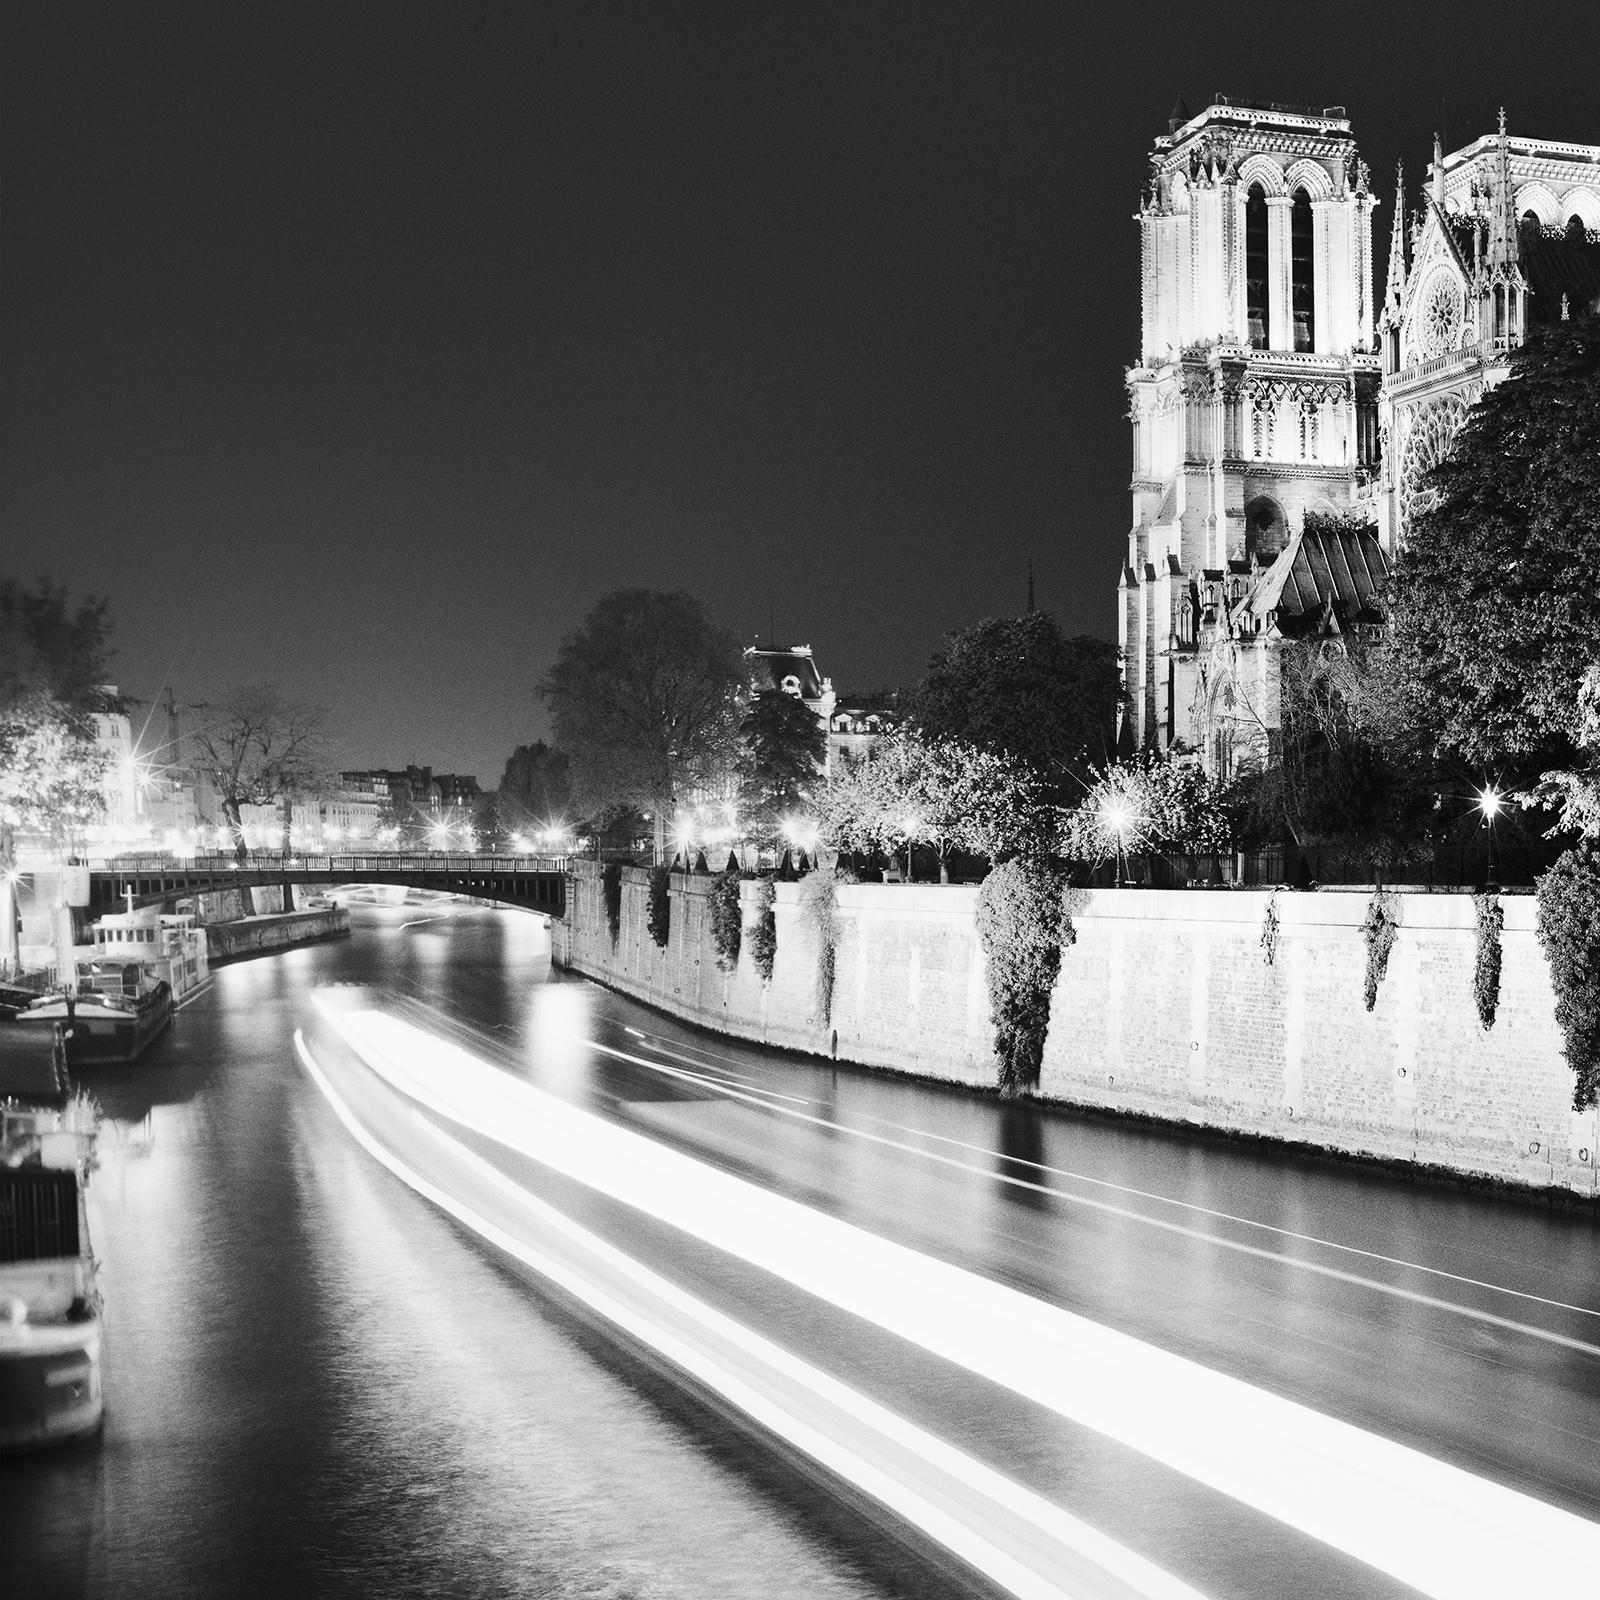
[0, 1094, 104, 1452]
[86, 906, 210, 1002]
[15, 964, 174, 1066]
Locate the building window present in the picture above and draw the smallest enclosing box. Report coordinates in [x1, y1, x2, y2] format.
[1245, 185, 1269, 349]
[1493, 285, 1507, 342]
[1291, 188, 1315, 351]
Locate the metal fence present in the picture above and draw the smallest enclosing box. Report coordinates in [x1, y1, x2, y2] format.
[1077, 840, 1562, 891]
[87, 852, 570, 874]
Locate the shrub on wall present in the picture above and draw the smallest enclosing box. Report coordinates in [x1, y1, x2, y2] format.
[1360, 889, 1399, 1011]
[602, 863, 623, 945]
[709, 866, 742, 971]
[1260, 891, 1281, 966]
[647, 865, 671, 948]
[749, 876, 777, 985]
[1472, 890, 1503, 1031]
[975, 858, 1069, 1098]
[1535, 842, 1600, 1110]
[798, 866, 844, 1025]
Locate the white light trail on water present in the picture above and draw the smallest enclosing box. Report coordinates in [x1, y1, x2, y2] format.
[616, 1026, 1600, 1340]
[294, 1028, 1204, 1600]
[309, 998, 1600, 1600]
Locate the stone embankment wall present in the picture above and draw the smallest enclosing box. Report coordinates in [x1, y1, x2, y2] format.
[205, 908, 350, 963]
[554, 861, 1598, 1198]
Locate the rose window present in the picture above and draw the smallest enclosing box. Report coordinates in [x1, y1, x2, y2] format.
[1398, 396, 1467, 530]
[1416, 272, 1462, 360]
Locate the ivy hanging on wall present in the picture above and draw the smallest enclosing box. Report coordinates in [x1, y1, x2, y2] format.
[709, 866, 742, 971]
[1360, 889, 1400, 1012]
[975, 858, 1069, 1098]
[602, 862, 623, 946]
[1535, 842, 1600, 1111]
[1472, 890, 1503, 1031]
[750, 876, 777, 985]
[647, 865, 671, 949]
[1260, 892, 1281, 967]
[798, 866, 843, 1026]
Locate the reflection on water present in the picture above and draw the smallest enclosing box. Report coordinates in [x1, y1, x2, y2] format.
[995, 1103, 1050, 1212]
[0, 905, 902, 1600]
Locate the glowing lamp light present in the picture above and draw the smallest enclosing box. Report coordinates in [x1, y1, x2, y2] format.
[1478, 787, 1502, 821]
[1103, 801, 1134, 837]
[901, 814, 922, 839]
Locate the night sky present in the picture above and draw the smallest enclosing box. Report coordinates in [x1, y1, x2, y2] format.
[6, 2, 1597, 783]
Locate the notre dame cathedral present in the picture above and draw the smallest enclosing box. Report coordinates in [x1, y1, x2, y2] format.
[1116, 98, 1600, 779]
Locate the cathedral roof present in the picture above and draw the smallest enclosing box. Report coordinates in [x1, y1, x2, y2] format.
[1518, 218, 1600, 323]
[1242, 522, 1388, 637]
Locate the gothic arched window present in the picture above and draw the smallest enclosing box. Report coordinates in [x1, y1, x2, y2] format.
[1245, 185, 1269, 349]
[1493, 284, 1507, 342]
[1291, 188, 1315, 351]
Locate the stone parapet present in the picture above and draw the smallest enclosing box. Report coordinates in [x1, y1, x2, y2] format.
[557, 863, 1597, 1198]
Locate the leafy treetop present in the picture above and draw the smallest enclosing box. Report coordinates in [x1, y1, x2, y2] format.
[818, 729, 1044, 877]
[912, 613, 1117, 798]
[498, 741, 573, 830]
[738, 689, 826, 843]
[541, 589, 743, 845]
[0, 578, 120, 860]
[1388, 313, 1600, 771]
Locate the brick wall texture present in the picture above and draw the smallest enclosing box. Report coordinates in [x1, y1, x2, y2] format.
[555, 863, 1599, 1197]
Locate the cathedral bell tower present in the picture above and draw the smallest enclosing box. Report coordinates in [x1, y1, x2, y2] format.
[1118, 99, 1380, 766]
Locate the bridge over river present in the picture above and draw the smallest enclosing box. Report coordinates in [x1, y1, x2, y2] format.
[86, 852, 569, 917]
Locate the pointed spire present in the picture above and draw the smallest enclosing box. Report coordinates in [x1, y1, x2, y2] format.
[1431, 132, 1445, 204]
[1488, 108, 1518, 267]
[1384, 162, 1408, 315]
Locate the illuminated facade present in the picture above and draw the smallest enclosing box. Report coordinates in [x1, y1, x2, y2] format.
[1118, 100, 1381, 777]
[1375, 119, 1600, 550]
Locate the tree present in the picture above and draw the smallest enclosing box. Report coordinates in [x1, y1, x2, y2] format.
[375, 794, 425, 849]
[497, 741, 573, 832]
[911, 613, 1117, 798]
[1388, 314, 1600, 773]
[1526, 666, 1600, 842]
[541, 589, 743, 860]
[1231, 638, 1435, 859]
[1064, 752, 1235, 861]
[1, 580, 120, 969]
[472, 790, 506, 853]
[189, 685, 327, 860]
[818, 729, 1044, 881]
[738, 690, 826, 844]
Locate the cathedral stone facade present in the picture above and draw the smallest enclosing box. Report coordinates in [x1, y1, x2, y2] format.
[1118, 100, 1382, 777]
[1118, 99, 1600, 781]
[1375, 119, 1600, 549]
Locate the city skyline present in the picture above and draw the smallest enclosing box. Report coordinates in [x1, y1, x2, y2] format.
[6, 3, 1598, 781]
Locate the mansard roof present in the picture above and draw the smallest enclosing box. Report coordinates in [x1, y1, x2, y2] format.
[747, 646, 827, 700]
[1242, 521, 1389, 637]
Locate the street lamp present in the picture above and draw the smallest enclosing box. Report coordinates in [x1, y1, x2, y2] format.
[901, 814, 922, 884]
[1477, 786, 1502, 885]
[1103, 800, 1134, 888]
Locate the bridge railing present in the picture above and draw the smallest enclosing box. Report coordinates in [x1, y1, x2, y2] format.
[87, 853, 571, 874]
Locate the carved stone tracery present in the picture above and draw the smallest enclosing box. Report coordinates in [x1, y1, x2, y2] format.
[1398, 395, 1468, 528]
